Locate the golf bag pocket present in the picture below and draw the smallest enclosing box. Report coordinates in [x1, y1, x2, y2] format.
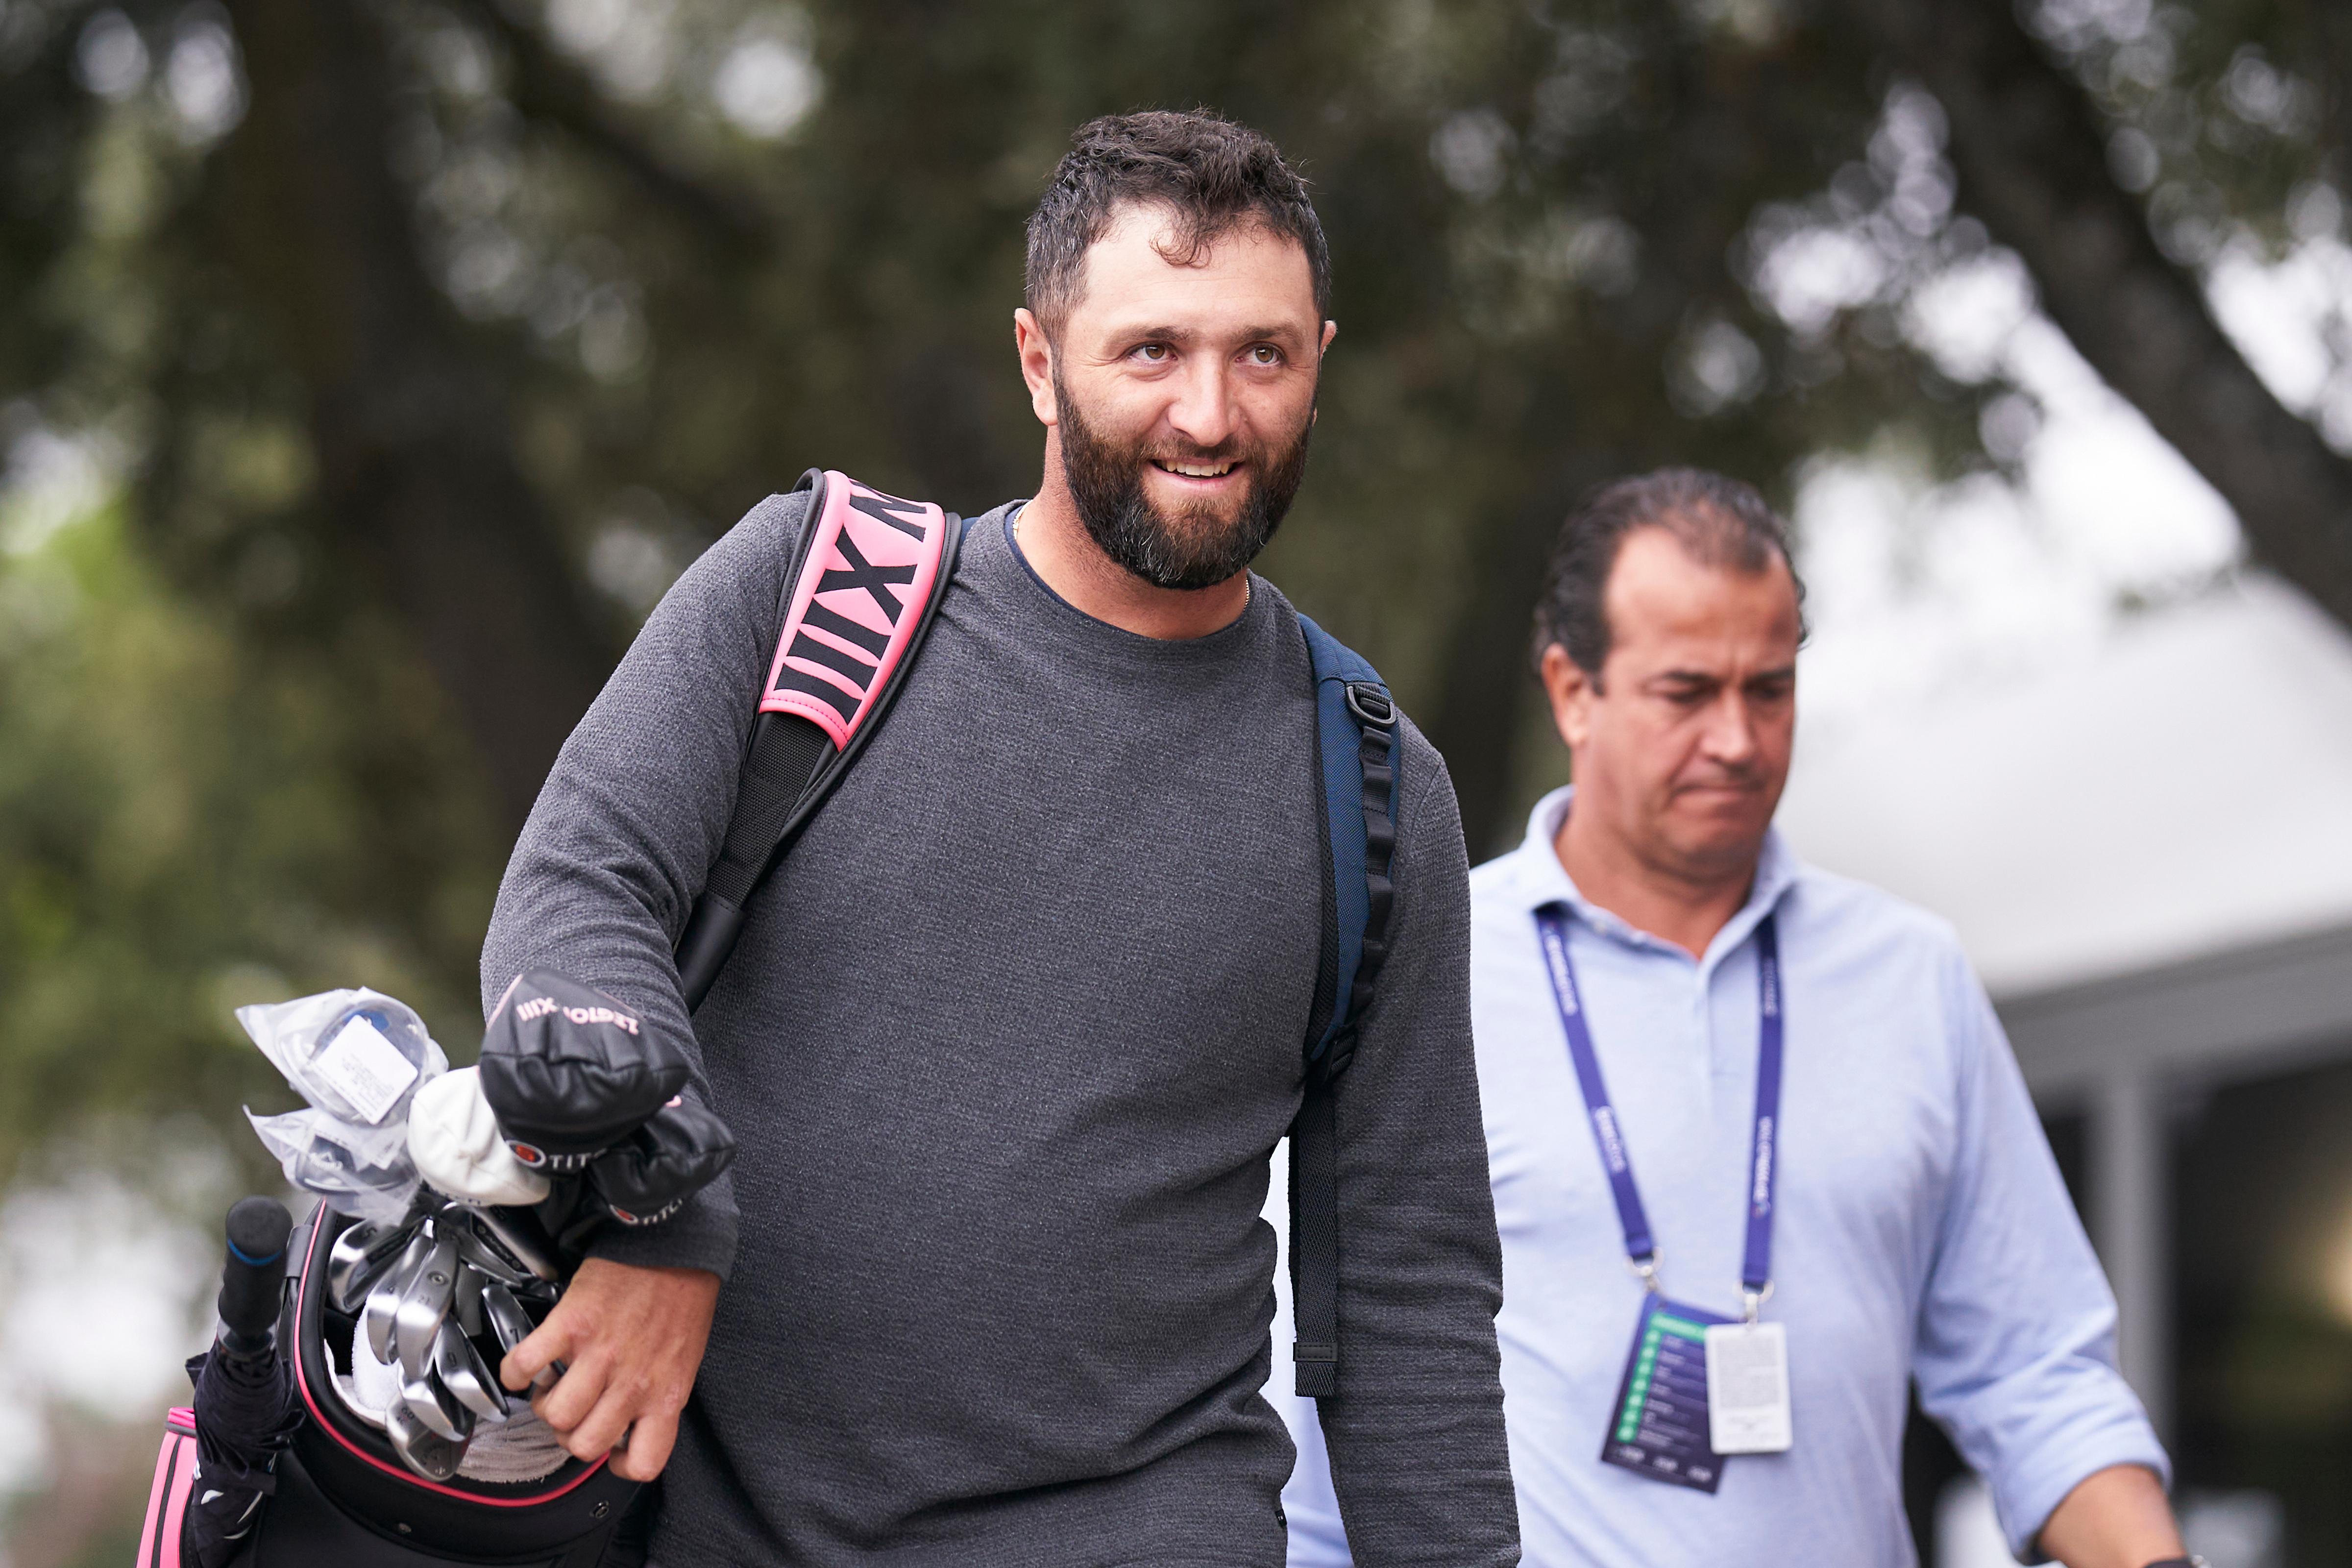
[135, 1407, 198, 1568]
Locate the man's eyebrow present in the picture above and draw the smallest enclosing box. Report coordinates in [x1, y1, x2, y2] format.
[1646, 662, 1798, 685]
[1104, 321, 1312, 347]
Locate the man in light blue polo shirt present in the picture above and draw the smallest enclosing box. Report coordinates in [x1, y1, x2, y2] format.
[1279, 469, 2191, 1566]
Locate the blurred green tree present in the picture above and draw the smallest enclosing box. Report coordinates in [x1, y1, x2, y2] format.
[0, 0, 2347, 1171]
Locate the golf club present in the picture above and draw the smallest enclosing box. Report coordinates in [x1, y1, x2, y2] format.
[393, 1233, 461, 1382]
[480, 1277, 535, 1356]
[465, 1203, 564, 1284]
[446, 1210, 541, 1291]
[434, 1317, 510, 1424]
[385, 1396, 468, 1482]
[364, 1227, 435, 1366]
[328, 1217, 418, 1316]
[454, 1255, 485, 1337]
[401, 1364, 473, 1445]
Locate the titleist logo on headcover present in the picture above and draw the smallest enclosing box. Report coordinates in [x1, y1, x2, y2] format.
[514, 994, 640, 1035]
[505, 1141, 599, 1172]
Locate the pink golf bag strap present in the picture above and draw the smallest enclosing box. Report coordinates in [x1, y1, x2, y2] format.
[758, 471, 952, 748]
[137, 1407, 198, 1568]
[675, 468, 964, 1010]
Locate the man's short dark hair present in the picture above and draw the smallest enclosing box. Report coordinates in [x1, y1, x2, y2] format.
[1530, 467, 1808, 682]
[1025, 110, 1332, 336]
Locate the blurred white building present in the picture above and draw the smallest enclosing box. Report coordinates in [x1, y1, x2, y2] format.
[1779, 571, 2352, 1567]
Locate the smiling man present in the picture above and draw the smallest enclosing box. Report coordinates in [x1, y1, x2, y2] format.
[481, 111, 1518, 1566]
[1280, 469, 2190, 1567]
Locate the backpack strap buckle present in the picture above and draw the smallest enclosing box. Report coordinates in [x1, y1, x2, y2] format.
[1343, 681, 1394, 730]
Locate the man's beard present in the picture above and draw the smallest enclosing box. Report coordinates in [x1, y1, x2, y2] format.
[1052, 367, 1315, 592]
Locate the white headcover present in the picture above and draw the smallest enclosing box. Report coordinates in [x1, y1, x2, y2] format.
[406, 1067, 552, 1208]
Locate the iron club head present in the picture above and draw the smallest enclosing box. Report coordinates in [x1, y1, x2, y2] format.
[328, 1218, 420, 1316]
[479, 1277, 537, 1356]
[393, 1235, 460, 1383]
[363, 1229, 437, 1367]
[446, 1212, 539, 1291]
[454, 1258, 485, 1338]
[400, 1365, 474, 1445]
[434, 1318, 510, 1425]
[386, 1395, 469, 1482]
[462, 1204, 564, 1284]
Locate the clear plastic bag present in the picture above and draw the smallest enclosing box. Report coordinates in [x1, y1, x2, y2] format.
[237, 990, 446, 1127]
[238, 989, 449, 1220]
[246, 1106, 419, 1224]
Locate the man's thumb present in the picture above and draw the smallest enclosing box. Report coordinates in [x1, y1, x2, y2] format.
[500, 1307, 574, 1392]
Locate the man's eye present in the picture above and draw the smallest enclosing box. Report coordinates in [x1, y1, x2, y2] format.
[1134, 343, 1170, 362]
[1246, 344, 1283, 366]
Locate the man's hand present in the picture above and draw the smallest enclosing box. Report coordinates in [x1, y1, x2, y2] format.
[499, 1257, 721, 1482]
[2036, 1463, 2186, 1568]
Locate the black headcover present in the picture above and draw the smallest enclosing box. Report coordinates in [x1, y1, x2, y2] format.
[479, 971, 690, 1168]
[588, 1092, 738, 1225]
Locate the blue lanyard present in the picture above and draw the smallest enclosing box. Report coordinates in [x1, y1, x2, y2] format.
[1533, 904, 1785, 1311]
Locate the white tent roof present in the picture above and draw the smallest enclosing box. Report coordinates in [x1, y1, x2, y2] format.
[1775, 573, 2352, 998]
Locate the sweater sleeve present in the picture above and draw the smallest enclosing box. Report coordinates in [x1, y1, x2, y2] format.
[1317, 719, 1520, 1565]
[478, 491, 810, 1282]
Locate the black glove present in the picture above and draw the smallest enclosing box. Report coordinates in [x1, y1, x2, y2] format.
[480, 971, 689, 1171]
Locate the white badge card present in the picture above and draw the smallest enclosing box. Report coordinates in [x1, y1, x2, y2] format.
[1703, 1321, 1793, 1454]
[312, 1013, 420, 1125]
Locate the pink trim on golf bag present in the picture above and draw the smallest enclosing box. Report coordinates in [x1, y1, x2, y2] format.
[135, 1407, 196, 1568]
[284, 1211, 612, 1511]
[758, 472, 951, 749]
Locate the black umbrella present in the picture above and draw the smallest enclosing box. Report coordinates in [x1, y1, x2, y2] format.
[183, 1198, 304, 1568]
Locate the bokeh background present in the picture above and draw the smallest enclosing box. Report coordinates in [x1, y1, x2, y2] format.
[6, 0, 2352, 1562]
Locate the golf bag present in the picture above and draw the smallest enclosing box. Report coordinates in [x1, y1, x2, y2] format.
[141, 971, 731, 1566]
[142, 1201, 645, 1568]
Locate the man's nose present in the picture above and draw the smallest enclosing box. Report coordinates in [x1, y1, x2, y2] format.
[1702, 693, 1760, 765]
[1165, 356, 1237, 450]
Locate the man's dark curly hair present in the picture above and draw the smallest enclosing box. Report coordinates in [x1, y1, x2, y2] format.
[1531, 468, 1808, 686]
[1025, 109, 1331, 335]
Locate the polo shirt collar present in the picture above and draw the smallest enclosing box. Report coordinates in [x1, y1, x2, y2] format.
[1498, 785, 1798, 972]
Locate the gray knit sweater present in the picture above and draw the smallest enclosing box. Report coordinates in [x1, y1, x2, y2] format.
[482, 494, 1518, 1566]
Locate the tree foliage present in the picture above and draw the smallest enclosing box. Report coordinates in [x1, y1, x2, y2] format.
[1, 0, 2348, 1171]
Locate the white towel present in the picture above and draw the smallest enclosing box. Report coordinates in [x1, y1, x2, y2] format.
[334, 1321, 570, 1482]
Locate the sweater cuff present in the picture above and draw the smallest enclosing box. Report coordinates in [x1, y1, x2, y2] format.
[582, 1175, 740, 1282]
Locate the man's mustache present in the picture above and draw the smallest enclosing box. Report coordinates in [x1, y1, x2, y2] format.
[1141, 441, 1255, 465]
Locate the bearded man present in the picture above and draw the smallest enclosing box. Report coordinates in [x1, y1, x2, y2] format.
[480, 111, 1520, 1566]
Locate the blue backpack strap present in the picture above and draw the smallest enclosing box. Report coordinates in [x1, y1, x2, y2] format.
[1291, 613, 1399, 1401]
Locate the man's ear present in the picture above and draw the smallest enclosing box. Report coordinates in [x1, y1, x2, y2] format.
[1013, 308, 1058, 427]
[1319, 319, 1337, 357]
[1540, 644, 1600, 753]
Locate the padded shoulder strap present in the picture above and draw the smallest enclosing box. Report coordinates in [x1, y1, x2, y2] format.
[1298, 615, 1399, 1069]
[1290, 613, 1399, 1402]
[758, 470, 955, 743]
[675, 470, 960, 1010]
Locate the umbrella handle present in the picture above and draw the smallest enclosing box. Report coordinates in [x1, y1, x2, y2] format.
[218, 1197, 293, 1357]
